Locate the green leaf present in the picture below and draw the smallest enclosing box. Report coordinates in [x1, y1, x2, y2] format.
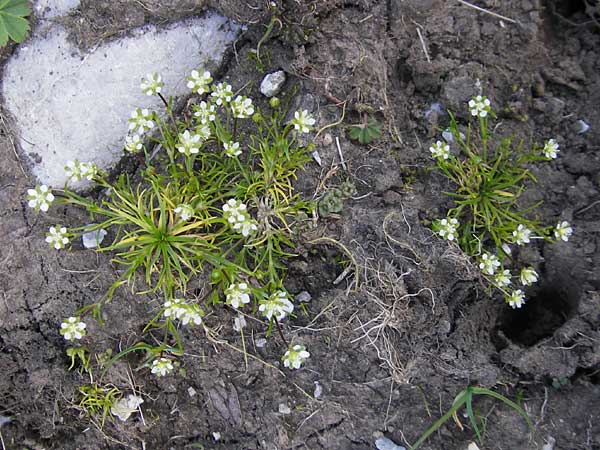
[3, 0, 32, 16]
[0, 17, 8, 47]
[0, 0, 31, 46]
[347, 119, 382, 145]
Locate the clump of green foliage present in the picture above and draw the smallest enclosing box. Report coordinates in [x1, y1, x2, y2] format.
[29, 71, 318, 382]
[430, 95, 573, 308]
[77, 383, 121, 428]
[412, 386, 532, 449]
[318, 180, 356, 216]
[347, 114, 381, 145]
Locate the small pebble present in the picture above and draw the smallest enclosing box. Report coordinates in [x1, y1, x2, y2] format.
[278, 403, 291, 414]
[187, 386, 197, 397]
[442, 129, 465, 143]
[467, 443, 481, 450]
[82, 225, 107, 248]
[212, 432, 221, 441]
[321, 132, 333, 146]
[255, 338, 267, 348]
[233, 314, 246, 332]
[577, 119, 590, 134]
[542, 436, 556, 450]
[313, 381, 323, 399]
[312, 150, 322, 166]
[296, 291, 312, 303]
[424, 102, 444, 120]
[0, 415, 11, 427]
[375, 437, 406, 450]
[260, 70, 286, 97]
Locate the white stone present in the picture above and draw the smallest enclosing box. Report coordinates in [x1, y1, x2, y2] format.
[187, 386, 197, 397]
[577, 119, 590, 134]
[311, 150, 322, 166]
[2, 14, 240, 188]
[375, 437, 406, 450]
[296, 291, 312, 303]
[313, 381, 323, 399]
[278, 403, 291, 414]
[233, 314, 247, 332]
[34, 0, 81, 19]
[81, 225, 107, 248]
[260, 70, 286, 97]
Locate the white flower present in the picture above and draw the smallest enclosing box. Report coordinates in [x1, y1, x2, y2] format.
[479, 253, 501, 275]
[177, 130, 202, 155]
[140, 72, 163, 96]
[65, 160, 83, 181]
[520, 267, 538, 286]
[187, 69, 213, 95]
[45, 225, 69, 250]
[430, 140, 451, 160]
[225, 282, 251, 309]
[291, 109, 316, 133]
[60, 316, 86, 341]
[233, 314, 247, 332]
[179, 305, 203, 326]
[124, 134, 143, 153]
[437, 217, 459, 241]
[194, 101, 217, 124]
[232, 216, 258, 237]
[506, 289, 525, 309]
[128, 108, 155, 135]
[231, 95, 254, 119]
[196, 124, 212, 141]
[222, 199, 248, 224]
[163, 298, 202, 326]
[223, 141, 242, 158]
[554, 221, 572, 242]
[211, 83, 233, 106]
[543, 139, 560, 159]
[494, 269, 511, 288]
[174, 204, 194, 221]
[111, 394, 144, 422]
[259, 290, 294, 321]
[80, 162, 98, 181]
[151, 357, 174, 377]
[283, 344, 310, 369]
[163, 298, 185, 319]
[468, 95, 491, 118]
[512, 224, 531, 245]
[27, 185, 55, 212]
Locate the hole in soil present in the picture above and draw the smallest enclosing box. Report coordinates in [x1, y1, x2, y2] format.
[573, 366, 600, 385]
[550, 0, 587, 17]
[497, 283, 579, 347]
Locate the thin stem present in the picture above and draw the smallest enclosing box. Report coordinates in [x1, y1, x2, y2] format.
[158, 92, 179, 131]
[273, 317, 289, 348]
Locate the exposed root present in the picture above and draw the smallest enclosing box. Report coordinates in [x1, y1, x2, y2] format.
[349, 246, 436, 384]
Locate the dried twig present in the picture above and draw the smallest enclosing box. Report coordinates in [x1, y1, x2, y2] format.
[455, 0, 518, 24]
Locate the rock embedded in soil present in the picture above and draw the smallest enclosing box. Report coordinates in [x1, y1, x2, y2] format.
[2, 9, 240, 188]
[259, 70, 286, 97]
[375, 437, 406, 450]
[34, 0, 81, 18]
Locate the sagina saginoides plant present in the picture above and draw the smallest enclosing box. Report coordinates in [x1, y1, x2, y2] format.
[430, 95, 573, 309]
[27, 71, 316, 395]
